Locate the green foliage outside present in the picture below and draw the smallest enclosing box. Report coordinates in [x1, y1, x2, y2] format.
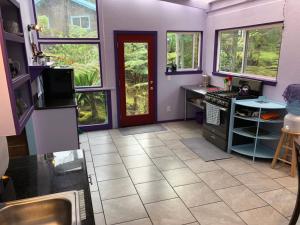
[167, 33, 200, 70]
[76, 92, 107, 126]
[219, 27, 282, 78]
[124, 43, 149, 116]
[38, 15, 107, 126]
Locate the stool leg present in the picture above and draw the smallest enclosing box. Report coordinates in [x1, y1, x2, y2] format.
[272, 132, 285, 168]
[282, 134, 291, 161]
[291, 137, 297, 177]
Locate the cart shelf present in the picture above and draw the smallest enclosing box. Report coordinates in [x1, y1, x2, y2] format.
[228, 98, 286, 161]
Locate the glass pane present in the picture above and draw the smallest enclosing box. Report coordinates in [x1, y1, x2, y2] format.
[167, 33, 176, 65]
[167, 32, 201, 70]
[218, 30, 245, 73]
[81, 17, 90, 29]
[40, 44, 101, 87]
[14, 81, 32, 120]
[76, 91, 108, 126]
[124, 42, 149, 116]
[34, 0, 98, 38]
[178, 34, 193, 69]
[72, 17, 80, 27]
[193, 33, 200, 69]
[244, 26, 282, 78]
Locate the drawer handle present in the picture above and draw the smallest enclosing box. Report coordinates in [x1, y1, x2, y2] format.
[88, 175, 93, 185]
[210, 135, 216, 139]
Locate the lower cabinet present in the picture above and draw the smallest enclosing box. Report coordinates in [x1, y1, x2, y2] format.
[28, 108, 79, 154]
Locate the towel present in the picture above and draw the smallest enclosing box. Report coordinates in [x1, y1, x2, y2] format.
[206, 102, 220, 125]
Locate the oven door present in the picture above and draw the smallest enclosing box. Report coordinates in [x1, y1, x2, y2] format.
[203, 103, 229, 139]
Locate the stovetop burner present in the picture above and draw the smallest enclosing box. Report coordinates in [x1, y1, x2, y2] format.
[205, 90, 259, 108]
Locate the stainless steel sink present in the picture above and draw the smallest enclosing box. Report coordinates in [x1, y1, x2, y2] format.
[0, 191, 82, 225]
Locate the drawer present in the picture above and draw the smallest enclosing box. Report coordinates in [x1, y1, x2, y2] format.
[203, 128, 228, 151]
[203, 123, 227, 139]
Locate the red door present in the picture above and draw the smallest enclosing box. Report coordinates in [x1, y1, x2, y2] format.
[116, 32, 157, 127]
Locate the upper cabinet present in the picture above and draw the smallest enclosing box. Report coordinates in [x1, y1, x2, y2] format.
[0, 0, 33, 136]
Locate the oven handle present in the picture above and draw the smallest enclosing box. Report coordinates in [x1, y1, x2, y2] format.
[203, 101, 228, 112]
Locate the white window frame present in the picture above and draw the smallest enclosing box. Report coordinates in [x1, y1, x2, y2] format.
[167, 31, 201, 71]
[71, 15, 91, 29]
[216, 23, 283, 82]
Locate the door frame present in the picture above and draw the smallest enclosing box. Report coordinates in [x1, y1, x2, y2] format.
[114, 31, 158, 127]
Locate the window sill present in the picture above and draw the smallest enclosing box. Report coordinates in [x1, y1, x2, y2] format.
[212, 71, 277, 86]
[165, 70, 203, 75]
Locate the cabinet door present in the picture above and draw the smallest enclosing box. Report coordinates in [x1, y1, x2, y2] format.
[13, 79, 34, 131]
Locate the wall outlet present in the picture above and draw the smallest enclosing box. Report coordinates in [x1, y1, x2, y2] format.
[166, 106, 171, 112]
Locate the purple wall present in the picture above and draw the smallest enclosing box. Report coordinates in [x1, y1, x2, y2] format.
[99, 0, 207, 127]
[19, 0, 300, 129]
[205, 0, 300, 102]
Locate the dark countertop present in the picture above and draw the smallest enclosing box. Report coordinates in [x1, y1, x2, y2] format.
[1, 150, 95, 225]
[35, 95, 77, 110]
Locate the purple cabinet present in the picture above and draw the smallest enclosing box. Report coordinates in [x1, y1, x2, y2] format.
[0, 0, 33, 136]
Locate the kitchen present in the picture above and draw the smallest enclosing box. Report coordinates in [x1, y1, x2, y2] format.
[1, 0, 300, 225]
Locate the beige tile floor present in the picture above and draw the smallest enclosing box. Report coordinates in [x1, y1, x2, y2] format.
[79, 121, 298, 225]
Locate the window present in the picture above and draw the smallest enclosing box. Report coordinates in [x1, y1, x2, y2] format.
[167, 32, 202, 73]
[71, 16, 91, 29]
[216, 23, 283, 82]
[40, 43, 101, 87]
[76, 91, 110, 127]
[33, 0, 112, 130]
[34, 0, 98, 38]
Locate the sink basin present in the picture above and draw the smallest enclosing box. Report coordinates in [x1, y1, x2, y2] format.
[0, 191, 82, 225]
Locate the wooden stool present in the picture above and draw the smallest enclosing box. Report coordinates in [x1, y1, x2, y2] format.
[271, 128, 300, 177]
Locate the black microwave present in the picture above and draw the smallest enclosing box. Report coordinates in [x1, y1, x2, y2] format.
[42, 68, 75, 99]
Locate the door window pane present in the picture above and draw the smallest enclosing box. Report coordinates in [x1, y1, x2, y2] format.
[245, 27, 282, 77]
[40, 44, 101, 87]
[34, 0, 98, 38]
[167, 32, 201, 70]
[124, 42, 149, 116]
[218, 30, 245, 73]
[76, 91, 108, 126]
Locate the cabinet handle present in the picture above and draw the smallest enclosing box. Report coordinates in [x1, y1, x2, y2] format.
[88, 175, 93, 185]
[210, 135, 216, 140]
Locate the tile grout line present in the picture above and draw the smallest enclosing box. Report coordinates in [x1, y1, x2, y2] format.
[139, 138, 201, 224]
[115, 142, 155, 225]
[88, 131, 117, 225]
[83, 124, 296, 225]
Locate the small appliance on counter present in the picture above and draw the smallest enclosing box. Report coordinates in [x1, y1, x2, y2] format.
[283, 84, 300, 133]
[201, 74, 211, 88]
[203, 77, 263, 151]
[42, 68, 75, 100]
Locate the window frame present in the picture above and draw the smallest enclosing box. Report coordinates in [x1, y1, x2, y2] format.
[213, 22, 284, 86]
[71, 15, 91, 30]
[32, 0, 112, 131]
[32, 0, 100, 40]
[38, 41, 103, 89]
[75, 88, 113, 131]
[166, 30, 203, 75]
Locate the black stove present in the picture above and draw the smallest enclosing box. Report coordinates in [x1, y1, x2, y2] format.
[203, 77, 263, 151]
[204, 90, 259, 108]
